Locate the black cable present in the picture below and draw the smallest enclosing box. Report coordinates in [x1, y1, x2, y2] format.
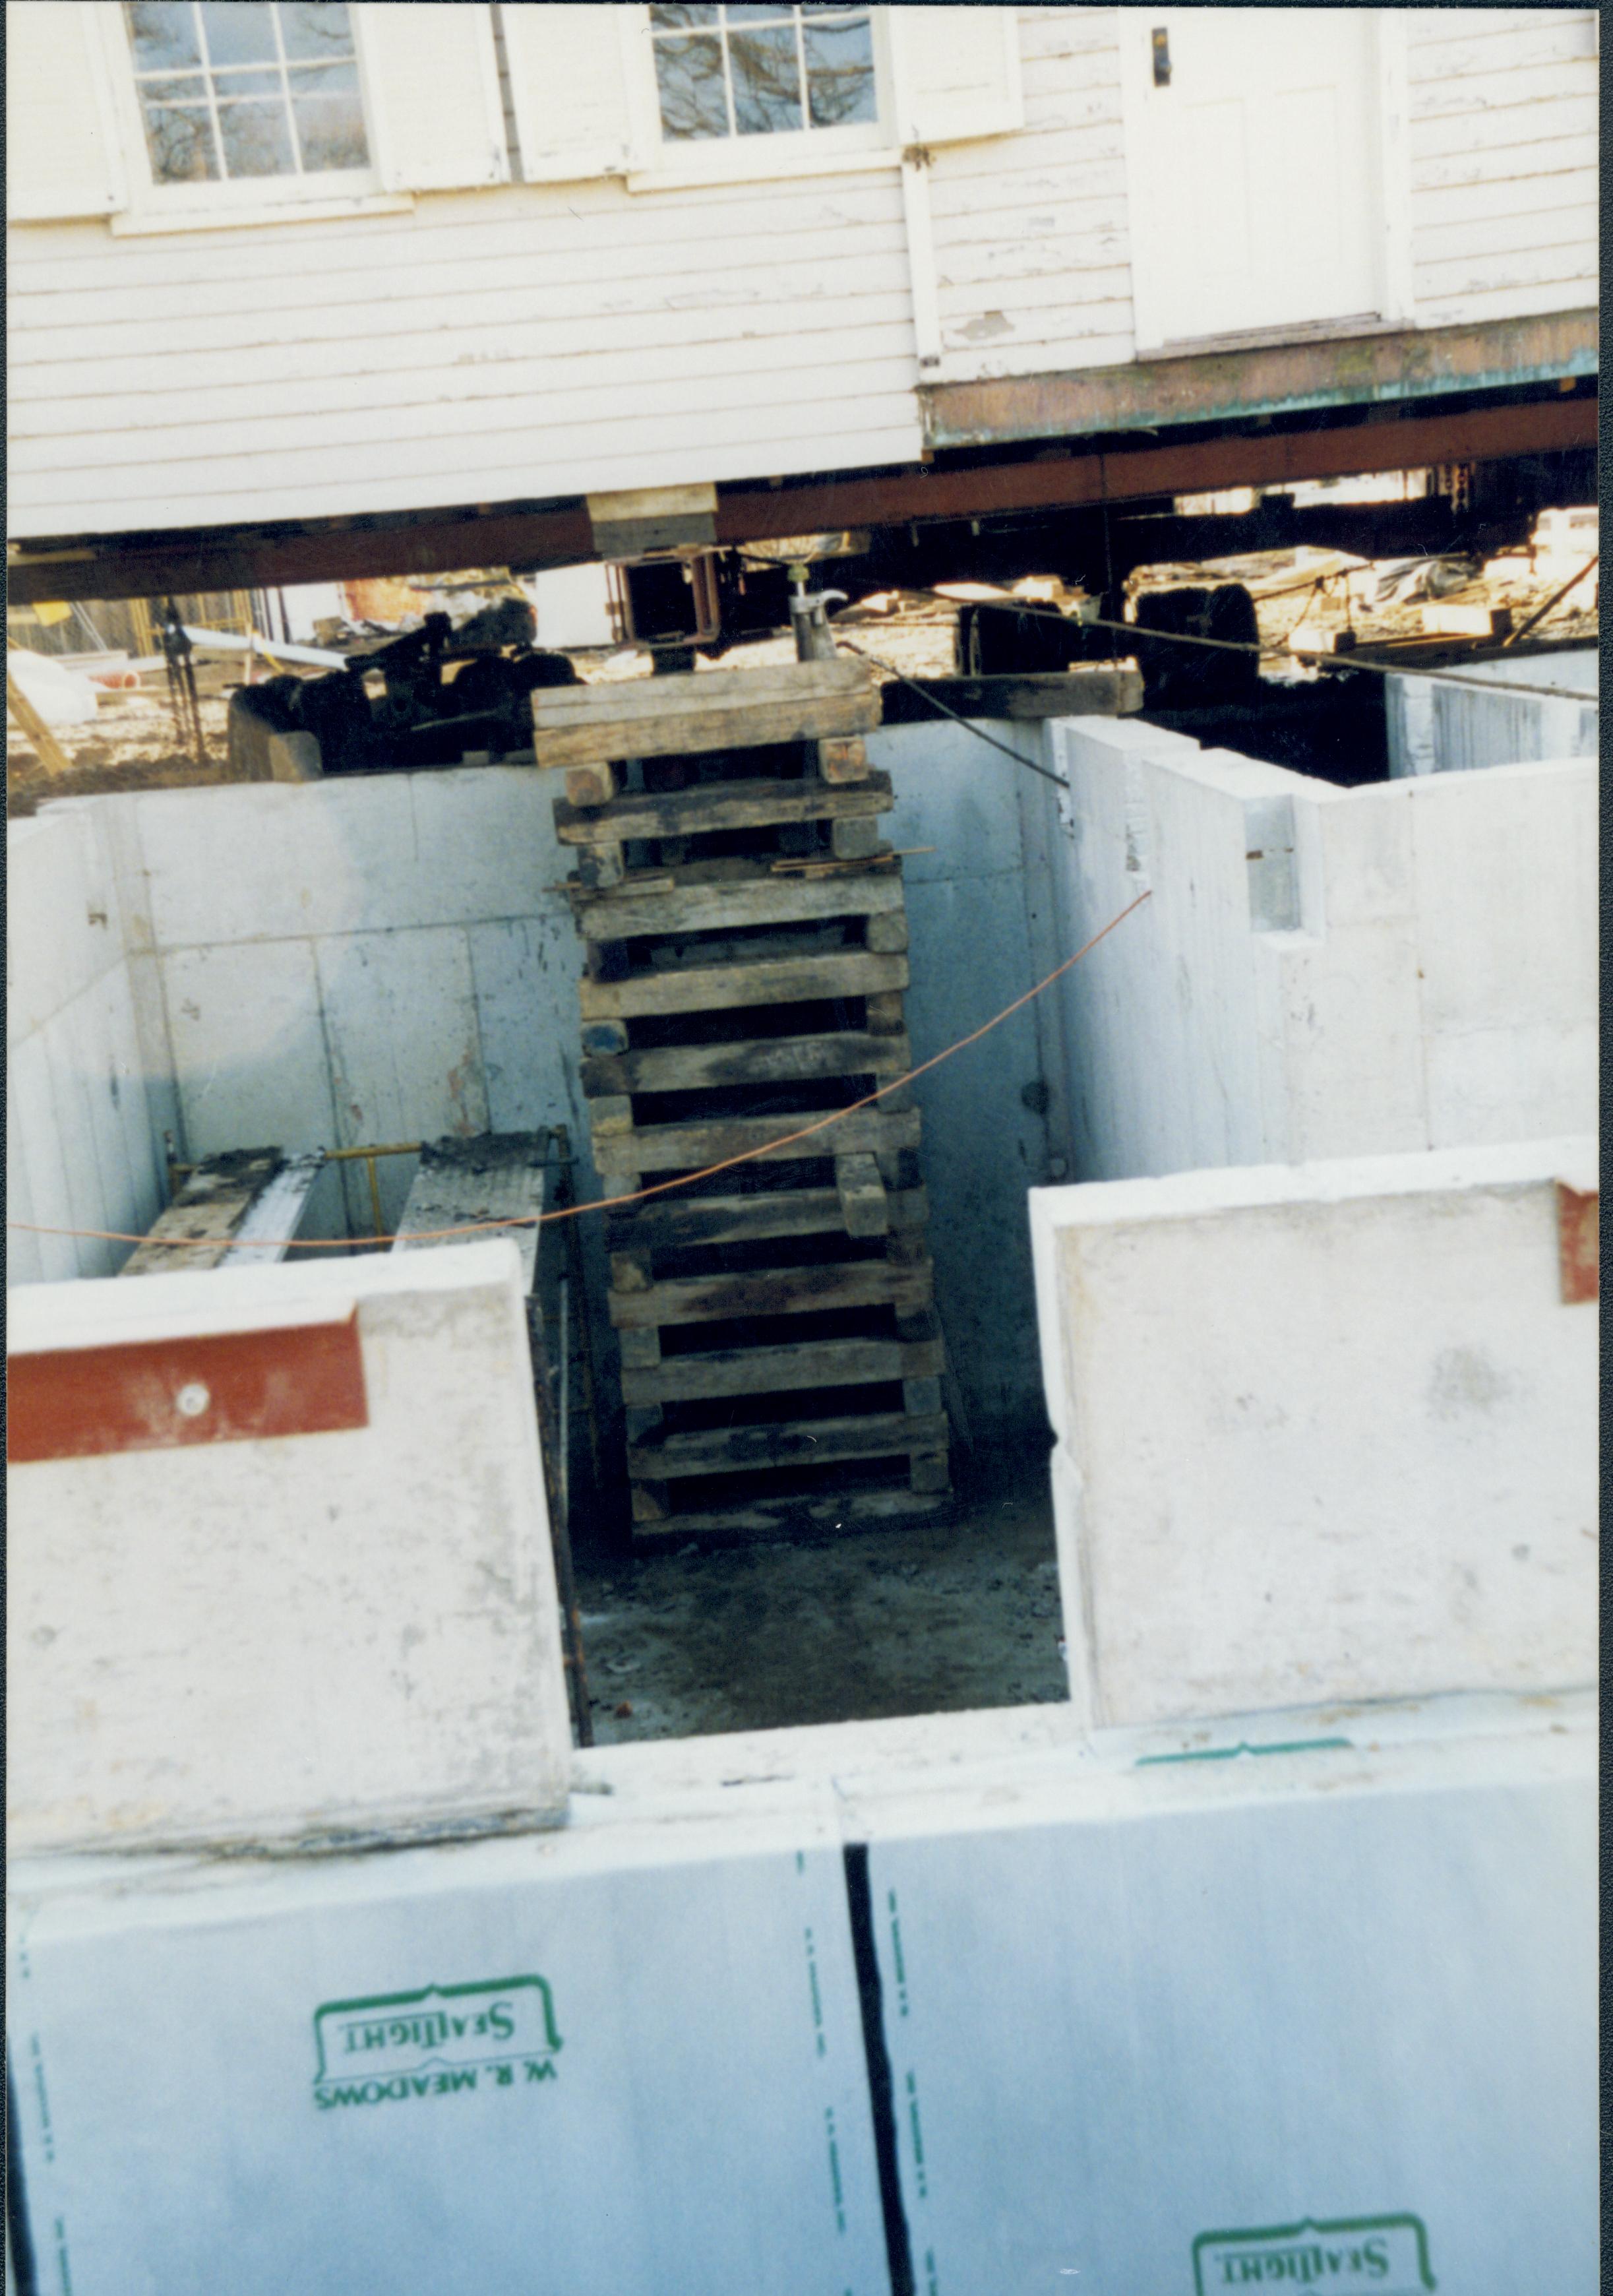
[834, 636, 1072, 786]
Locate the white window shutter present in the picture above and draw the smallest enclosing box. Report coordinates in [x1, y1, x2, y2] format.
[352, 3, 510, 193]
[6, 1, 127, 220]
[887, 5, 1023, 147]
[501, 3, 637, 181]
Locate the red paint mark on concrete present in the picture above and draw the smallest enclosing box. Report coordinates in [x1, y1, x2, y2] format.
[1556, 1183, 1598, 1304]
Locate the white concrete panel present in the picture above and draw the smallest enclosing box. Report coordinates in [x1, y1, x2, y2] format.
[1256, 921, 1430, 1163]
[1032, 1141, 1598, 1727]
[134, 778, 419, 949]
[868, 1723, 1595, 2293]
[6, 1114, 48, 1288]
[5, 809, 117, 1044]
[870, 718, 1033, 886]
[7, 1811, 886, 2296]
[405, 768, 554, 931]
[1424, 1020, 1598, 1149]
[1407, 760, 1597, 1037]
[467, 915, 582, 1136]
[7, 1242, 572, 1852]
[160, 937, 338, 1159]
[315, 928, 489, 1233]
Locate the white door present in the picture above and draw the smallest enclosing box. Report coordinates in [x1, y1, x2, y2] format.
[1123, 9, 1387, 351]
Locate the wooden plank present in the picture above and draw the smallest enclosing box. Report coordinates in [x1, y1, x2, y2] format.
[532, 658, 879, 768]
[582, 1029, 911, 1098]
[621, 1334, 944, 1407]
[607, 1255, 933, 1330]
[628, 1408, 950, 1479]
[217, 1150, 328, 1267]
[607, 1183, 928, 1252]
[6, 671, 74, 776]
[593, 1105, 920, 1179]
[571, 861, 904, 940]
[630, 1483, 954, 1547]
[876, 669, 1143, 724]
[836, 1152, 888, 1239]
[553, 771, 894, 848]
[579, 946, 907, 1021]
[1420, 601, 1513, 638]
[564, 759, 620, 807]
[392, 1131, 553, 1295]
[120, 1149, 293, 1276]
[831, 816, 882, 860]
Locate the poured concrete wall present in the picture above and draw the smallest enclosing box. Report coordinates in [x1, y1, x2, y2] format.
[1031, 1139, 1599, 1730]
[1041, 723, 1597, 1180]
[7, 1241, 571, 1855]
[1386, 648, 1598, 777]
[5, 805, 164, 1281]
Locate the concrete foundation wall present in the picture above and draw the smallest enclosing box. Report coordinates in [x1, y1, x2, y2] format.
[1386, 648, 1598, 778]
[5, 806, 164, 1282]
[1043, 723, 1597, 1180]
[1031, 1139, 1599, 1730]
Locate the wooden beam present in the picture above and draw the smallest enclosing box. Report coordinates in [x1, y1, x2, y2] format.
[533, 659, 878, 768]
[554, 770, 894, 848]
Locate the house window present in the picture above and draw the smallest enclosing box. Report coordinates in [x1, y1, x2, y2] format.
[123, 1, 369, 184]
[649, 4, 877, 142]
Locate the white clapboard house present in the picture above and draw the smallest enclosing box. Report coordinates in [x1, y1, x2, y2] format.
[4, 3, 1598, 584]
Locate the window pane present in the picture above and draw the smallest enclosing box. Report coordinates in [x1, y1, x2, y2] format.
[650, 3, 717, 25]
[140, 72, 208, 104]
[219, 96, 295, 175]
[278, 1, 355, 62]
[142, 102, 219, 181]
[731, 24, 801, 135]
[126, 2, 202, 73]
[198, 2, 277, 65]
[291, 69, 368, 171]
[725, 4, 791, 19]
[212, 67, 286, 97]
[804, 15, 874, 126]
[654, 33, 729, 139]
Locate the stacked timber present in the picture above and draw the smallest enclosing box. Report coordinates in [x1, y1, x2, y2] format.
[535, 661, 952, 1547]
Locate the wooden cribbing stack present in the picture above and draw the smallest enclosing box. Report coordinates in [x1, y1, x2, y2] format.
[534, 659, 952, 1547]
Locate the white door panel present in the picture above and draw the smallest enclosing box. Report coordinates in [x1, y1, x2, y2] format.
[1126, 9, 1385, 349]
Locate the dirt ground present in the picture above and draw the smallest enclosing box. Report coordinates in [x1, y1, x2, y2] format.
[570, 1450, 1068, 1746]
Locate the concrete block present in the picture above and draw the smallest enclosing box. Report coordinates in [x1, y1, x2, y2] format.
[1314, 781, 1416, 928]
[1424, 1020, 1598, 1151]
[7, 1804, 884, 2295]
[466, 914, 583, 1135]
[160, 937, 338, 1158]
[406, 768, 555, 931]
[1256, 921, 1430, 1164]
[133, 779, 418, 949]
[865, 1717, 1595, 2292]
[7, 1241, 572, 1853]
[1031, 1140, 1598, 1728]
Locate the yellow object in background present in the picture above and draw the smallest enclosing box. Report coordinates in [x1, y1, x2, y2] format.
[32, 600, 72, 625]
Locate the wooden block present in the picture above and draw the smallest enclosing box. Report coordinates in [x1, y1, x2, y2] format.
[623, 1405, 663, 1443]
[865, 991, 905, 1034]
[532, 658, 880, 769]
[564, 759, 621, 808]
[630, 1481, 671, 1524]
[576, 842, 625, 888]
[586, 1094, 634, 1142]
[584, 938, 632, 982]
[902, 1376, 944, 1417]
[581, 1018, 631, 1057]
[582, 1030, 912, 1100]
[607, 1183, 928, 1253]
[568, 861, 905, 941]
[609, 1249, 653, 1291]
[609, 1257, 933, 1330]
[595, 1105, 919, 1185]
[629, 1484, 954, 1547]
[864, 911, 909, 954]
[886, 1230, 929, 1268]
[621, 1335, 945, 1408]
[909, 1450, 952, 1495]
[836, 1152, 889, 1239]
[578, 946, 909, 1022]
[815, 734, 870, 784]
[628, 1409, 950, 1481]
[618, 1328, 663, 1368]
[832, 816, 881, 861]
[1420, 602, 1513, 638]
[553, 772, 894, 849]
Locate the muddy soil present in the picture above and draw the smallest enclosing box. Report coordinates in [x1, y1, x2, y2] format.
[571, 1453, 1067, 1746]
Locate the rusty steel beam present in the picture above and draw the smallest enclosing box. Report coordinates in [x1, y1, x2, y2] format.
[7, 389, 1595, 607]
[922, 311, 1598, 450]
[714, 395, 1597, 542]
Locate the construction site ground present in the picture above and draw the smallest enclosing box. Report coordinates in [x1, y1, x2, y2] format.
[571, 1444, 1066, 1746]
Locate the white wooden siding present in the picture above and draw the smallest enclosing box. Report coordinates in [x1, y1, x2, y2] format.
[7, 166, 923, 535]
[1406, 9, 1598, 328]
[5, 6, 1597, 541]
[927, 8, 1134, 384]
